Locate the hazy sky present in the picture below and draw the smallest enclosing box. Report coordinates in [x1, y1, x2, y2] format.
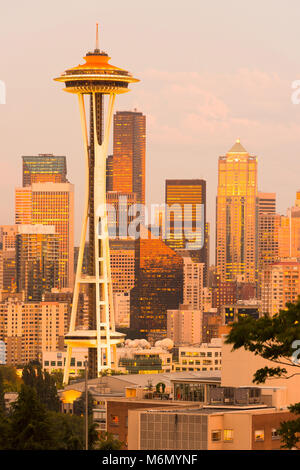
[1, 0, 300, 262]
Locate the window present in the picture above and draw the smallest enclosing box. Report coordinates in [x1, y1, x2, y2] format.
[224, 429, 234, 442]
[111, 415, 119, 426]
[211, 430, 221, 442]
[271, 428, 280, 440]
[254, 430, 264, 442]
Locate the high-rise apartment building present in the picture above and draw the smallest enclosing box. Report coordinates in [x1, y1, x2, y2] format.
[15, 225, 59, 301]
[22, 154, 67, 186]
[167, 305, 202, 345]
[15, 182, 74, 288]
[180, 253, 204, 311]
[165, 179, 208, 284]
[216, 140, 257, 283]
[261, 260, 300, 316]
[111, 110, 146, 205]
[0, 298, 68, 365]
[0, 226, 17, 293]
[130, 226, 183, 343]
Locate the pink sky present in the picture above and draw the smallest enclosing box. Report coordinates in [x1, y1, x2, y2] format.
[1, 0, 300, 261]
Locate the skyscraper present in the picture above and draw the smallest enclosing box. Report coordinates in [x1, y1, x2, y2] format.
[22, 154, 67, 186]
[261, 260, 300, 316]
[15, 225, 59, 301]
[111, 110, 146, 205]
[130, 226, 183, 343]
[15, 182, 74, 289]
[165, 179, 208, 283]
[216, 140, 257, 283]
[256, 193, 279, 293]
[0, 226, 17, 293]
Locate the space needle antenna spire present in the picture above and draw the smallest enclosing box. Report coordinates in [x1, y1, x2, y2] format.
[95, 22, 99, 51]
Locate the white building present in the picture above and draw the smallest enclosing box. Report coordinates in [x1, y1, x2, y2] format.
[42, 349, 88, 377]
[174, 338, 222, 373]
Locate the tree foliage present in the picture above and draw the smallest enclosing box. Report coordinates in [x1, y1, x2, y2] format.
[22, 362, 60, 412]
[96, 432, 123, 450]
[73, 391, 94, 417]
[225, 298, 300, 448]
[225, 299, 300, 383]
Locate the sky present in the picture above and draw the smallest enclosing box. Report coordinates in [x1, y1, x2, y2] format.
[1, 0, 300, 262]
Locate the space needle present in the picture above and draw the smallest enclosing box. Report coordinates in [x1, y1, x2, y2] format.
[55, 25, 139, 384]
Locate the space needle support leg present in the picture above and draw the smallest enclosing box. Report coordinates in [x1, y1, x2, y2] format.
[63, 93, 89, 385]
[102, 93, 115, 370]
[93, 92, 116, 376]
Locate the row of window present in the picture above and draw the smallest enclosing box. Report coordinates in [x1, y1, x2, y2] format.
[211, 428, 279, 442]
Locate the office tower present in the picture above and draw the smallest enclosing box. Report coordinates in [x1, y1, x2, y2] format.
[167, 305, 202, 345]
[257, 192, 276, 214]
[278, 203, 300, 259]
[106, 191, 137, 238]
[0, 225, 17, 293]
[110, 239, 135, 293]
[261, 260, 300, 316]
[256, 192, 279, 297]
[180, 252, 204, 311]
[112, 110, 146, 205]
[0, 298, 68, 365]
[216, 139, 257, 283]
[165, 179, 207, 283]
[55, 27, 138, 382]
[15, 182, 74, 289]
[15, 225, 59, 301]
[256, 192, 279, 266]
[22, 154, 67, 186]
[130, 226, 183, 343]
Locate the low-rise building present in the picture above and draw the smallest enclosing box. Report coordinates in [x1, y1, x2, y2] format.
[173, 338, 222, 372]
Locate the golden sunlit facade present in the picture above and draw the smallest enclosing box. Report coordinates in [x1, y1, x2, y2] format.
[112, 111, 146, 205]
[216, 140, 257, 283]
[15, 182, 74, 289]
[130, 226, 183, 343]
[261, 260, 300, 316]
[278, 206, 300, 259]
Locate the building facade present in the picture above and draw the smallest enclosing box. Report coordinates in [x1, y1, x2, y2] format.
[130, 227, 183, 343]
[22, 154, 67, 186]
[15, 182, 74, 289]
[216, 140, 257, 283]
[111, 110, 146, 205]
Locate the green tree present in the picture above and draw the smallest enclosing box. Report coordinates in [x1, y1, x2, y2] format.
[22, 362, 60, 411]
[96, 432, 123, 450]
[0, 365, 22, 392]
[73, 391, 94, 417]
[0, 413, 11, 449]
[9, 384, 56, 450]
[225, 298, 300, 449]
[0, 371, 5, 413]
[50, 370, 64, 390]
